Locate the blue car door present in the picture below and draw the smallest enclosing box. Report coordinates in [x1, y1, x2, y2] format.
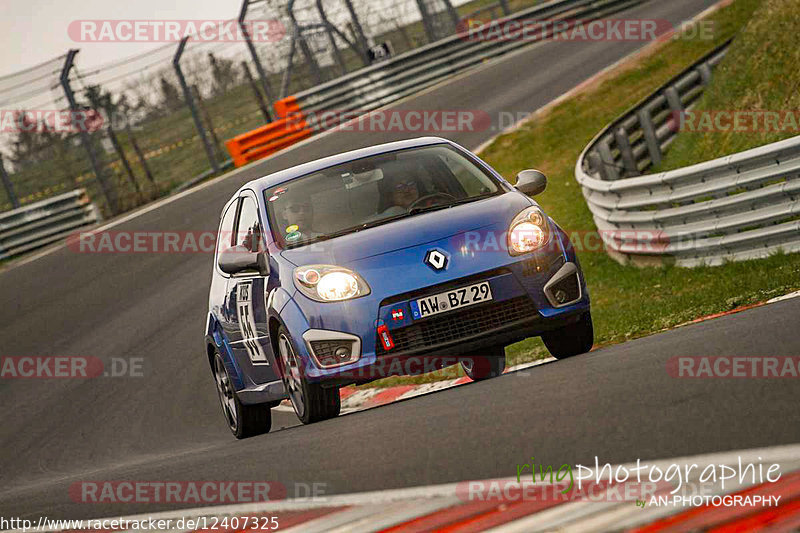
[224, 191, 279, 386]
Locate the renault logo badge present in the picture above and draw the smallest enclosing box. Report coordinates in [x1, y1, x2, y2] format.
[424, 249, 448, 271]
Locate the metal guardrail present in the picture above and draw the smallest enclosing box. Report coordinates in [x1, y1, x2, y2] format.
[274, 0, 648, 127]
[0, 189, 101, 261]
[575, 41, 800, 267]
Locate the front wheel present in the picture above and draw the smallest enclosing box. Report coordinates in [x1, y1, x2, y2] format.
[542, 311, 594, 359]
[461, 345, 506, 381]
[213, 350, 271, 439]
[277, 326, 340, 424]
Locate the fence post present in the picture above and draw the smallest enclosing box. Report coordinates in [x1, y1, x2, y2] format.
[0, 154, 19, 209]
[191, 85, 222, 159]
[415, 0, 438, 43]
[239, 0, 275, 121]
[342, 0, 369, 57]
[173, 37, 219, 174]
[316, 0, 348, 76]
[60, 50, 120, 215]
[287, 0, 323, 86]
[498, 0, 511, 15]
[124, 122, 157, 192]
[241, 61, 271, 122]
[443, 0, 461, 32]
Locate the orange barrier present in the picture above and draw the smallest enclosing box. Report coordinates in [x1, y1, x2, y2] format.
[274, 95, 301, 119]
[225, 112, 311, 167]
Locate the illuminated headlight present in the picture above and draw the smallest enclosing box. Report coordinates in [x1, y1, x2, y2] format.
[294, 265, 371, 302]
[508, 206, 550, 255]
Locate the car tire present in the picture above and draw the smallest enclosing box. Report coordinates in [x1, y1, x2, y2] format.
[542, 311, 594, 359]
[212, 350, 272, 439]
[277, 326, 341, 424]
[461, 345, 506, 381]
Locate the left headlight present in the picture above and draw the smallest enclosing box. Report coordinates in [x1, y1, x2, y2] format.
[294, 265, 371, 302]
[508, 206, 550, 255]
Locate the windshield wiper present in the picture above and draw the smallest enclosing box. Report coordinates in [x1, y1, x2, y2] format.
[285, 195, 495, 248]
[298, 212, 416, 245]
[408, 194, 494, 215]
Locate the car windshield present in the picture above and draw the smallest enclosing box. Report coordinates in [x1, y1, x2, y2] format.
[264, 144, 501, 248]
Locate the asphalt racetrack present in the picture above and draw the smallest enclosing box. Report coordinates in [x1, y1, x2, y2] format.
[3, 0, 798, 520]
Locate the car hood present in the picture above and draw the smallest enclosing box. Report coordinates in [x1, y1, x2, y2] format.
[280, 192, 532, 267]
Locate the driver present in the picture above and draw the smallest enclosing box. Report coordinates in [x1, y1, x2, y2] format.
[377, 174, 421, 217]
[277, 194, 321, 241]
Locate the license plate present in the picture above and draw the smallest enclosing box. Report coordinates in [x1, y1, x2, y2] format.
[411, 281, 493, 320]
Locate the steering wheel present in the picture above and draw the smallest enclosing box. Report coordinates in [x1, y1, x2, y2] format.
[408, 192, 456, 211]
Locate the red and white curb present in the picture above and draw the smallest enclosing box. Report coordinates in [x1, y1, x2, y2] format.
[26, 444, 800, 533]
[275, 358, 557, 415]
[275, 288, 800, 416]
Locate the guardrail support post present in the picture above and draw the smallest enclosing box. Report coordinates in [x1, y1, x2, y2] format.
[596, 140, 620, 180]
[173, 38, 219, 174]
[239, 0, 275, 121]
[614, 127, 638, 176]
[638, 108, 662, 167]
[60, 50, 120, 215]
[665, 87, 685, 140]
[0, 154, 19, 209]
[697, 64, 713, 86]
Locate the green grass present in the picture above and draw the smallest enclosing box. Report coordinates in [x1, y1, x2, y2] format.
[656, 0, 800, 171]
[357, 0, 800, 389]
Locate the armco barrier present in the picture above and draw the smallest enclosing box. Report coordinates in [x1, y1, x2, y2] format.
[0, 189, 101, 261]
[224, 114, 313, 168]
[274, 0, 647, 129]
[575, 41, 800, 267]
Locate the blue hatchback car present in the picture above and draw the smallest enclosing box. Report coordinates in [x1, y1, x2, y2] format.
[205, 137, 592, 437]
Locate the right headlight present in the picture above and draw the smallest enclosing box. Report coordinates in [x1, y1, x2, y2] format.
[294, 265, 371, 302]
[508, 206, 550, 255]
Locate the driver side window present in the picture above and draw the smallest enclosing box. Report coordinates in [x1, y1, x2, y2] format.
[235, 196, 264, 253]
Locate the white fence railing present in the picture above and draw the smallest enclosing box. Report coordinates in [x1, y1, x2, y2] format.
[574, 42, 800, 267]
[277, 0, 647, 126]
[0, 189, 101, 261]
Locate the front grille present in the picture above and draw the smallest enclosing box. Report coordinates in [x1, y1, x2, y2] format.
[377, 296, 537, 356]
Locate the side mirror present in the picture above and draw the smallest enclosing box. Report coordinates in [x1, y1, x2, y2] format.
[218, 245, 269, 276]
[515, 169, 547, 196]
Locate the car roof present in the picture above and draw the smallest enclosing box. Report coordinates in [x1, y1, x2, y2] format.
[237, 136, 457, 196]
